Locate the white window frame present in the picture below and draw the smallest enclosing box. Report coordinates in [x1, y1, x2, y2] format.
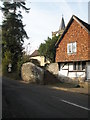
[73, 62, 85, 71]
[67, 43, 72, 54]
[67, 42, 77, 54]
[72, 42, 77, 53]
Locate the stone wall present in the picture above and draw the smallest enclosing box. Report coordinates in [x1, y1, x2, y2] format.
[46, 63, 59, 75]
[46, 63, 86, 84]
[21, 62, 44, 84]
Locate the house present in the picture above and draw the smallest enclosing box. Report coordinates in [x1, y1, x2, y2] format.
[30, 50, 50, 66]
[52, 15, 65, 37]
[55, 15, 90, 82]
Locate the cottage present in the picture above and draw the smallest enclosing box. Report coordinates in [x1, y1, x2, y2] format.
[55, 15, 90, 82]
[30, 50, 50, 66]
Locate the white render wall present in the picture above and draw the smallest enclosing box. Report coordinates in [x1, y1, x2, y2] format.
[68, 71, 85, 78]
[30, 56, 50, 66]
[59, 63, 68, 76]
[58, 62, 85, 78]
[87, 62, 90, 80]
[59, 70, 68, 76]
[30, 56, 45, 66]
[68, 63, 73, 71]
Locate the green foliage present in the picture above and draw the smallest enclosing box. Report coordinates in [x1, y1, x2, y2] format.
[0, 27, 2, 62]
[38, 35, 60, 63]
[2, 50, 12, 74]
[1, 1, 30, 77]
[22, 52, 30, 63]
[17, 52, 30, 77]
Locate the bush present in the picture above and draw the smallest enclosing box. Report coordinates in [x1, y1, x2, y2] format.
[2, 51, 12, 75]
[16, 53, 30, 79]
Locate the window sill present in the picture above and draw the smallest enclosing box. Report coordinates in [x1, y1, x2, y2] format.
[67, 53, 76, 55]
[69, 70, 85, 72]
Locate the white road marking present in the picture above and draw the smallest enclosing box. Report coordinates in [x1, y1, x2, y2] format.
[52, 96, 90, 111]
[61, 99, 90, 111]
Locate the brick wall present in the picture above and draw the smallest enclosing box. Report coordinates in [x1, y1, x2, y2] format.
[56, 20, 89, 62]
[88, 33, 90, 59]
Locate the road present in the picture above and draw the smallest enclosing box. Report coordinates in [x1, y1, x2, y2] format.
[0, 77, 2, 120]
[2, 77, 89, 118]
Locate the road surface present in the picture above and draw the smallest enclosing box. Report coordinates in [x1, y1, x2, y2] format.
[2, 77, 89, 118]
[0, 77, 2, 120]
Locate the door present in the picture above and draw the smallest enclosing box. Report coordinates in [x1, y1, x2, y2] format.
[87, 62, 90, 80]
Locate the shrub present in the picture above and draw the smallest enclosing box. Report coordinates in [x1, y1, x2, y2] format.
[2, 51, 12, 75]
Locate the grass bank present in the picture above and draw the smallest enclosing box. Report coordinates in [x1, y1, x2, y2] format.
[2, 71, 21, 80]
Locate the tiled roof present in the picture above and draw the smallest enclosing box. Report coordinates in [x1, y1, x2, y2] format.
[30, 50, 39, 57]
[74, 15, 90, 31]
[55, 15, 90, 47]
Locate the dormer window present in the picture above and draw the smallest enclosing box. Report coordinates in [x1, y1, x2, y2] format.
[67, 42, 77, 54]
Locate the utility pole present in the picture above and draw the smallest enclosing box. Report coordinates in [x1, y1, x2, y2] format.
[26, 43, 30, 55]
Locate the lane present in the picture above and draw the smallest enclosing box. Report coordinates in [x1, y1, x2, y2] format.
[61, 99, 90, 111]
[2, 77, 89, 118]
[3, 79, 66, 118]
[48, 87, 89, 109]
[0, 77, 2, 119]
[51, 96, 90, 111]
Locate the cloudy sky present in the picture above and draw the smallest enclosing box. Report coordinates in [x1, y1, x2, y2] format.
[0, 0, 89, 54]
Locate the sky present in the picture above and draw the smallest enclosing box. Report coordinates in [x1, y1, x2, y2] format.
[0, 0, 89, 54]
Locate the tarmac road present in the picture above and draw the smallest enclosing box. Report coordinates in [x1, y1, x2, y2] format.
[0, 77, 2, 120]
[2, 77, 89, 118]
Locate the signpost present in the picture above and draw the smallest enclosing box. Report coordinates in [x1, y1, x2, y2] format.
[8, 63, 12, 72]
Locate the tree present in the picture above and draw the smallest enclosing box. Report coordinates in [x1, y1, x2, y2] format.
[38, 43, 46, 57]
[0, 26, 2, 64]
[1, 1, 30, 74]
[38, 35, 60, 63]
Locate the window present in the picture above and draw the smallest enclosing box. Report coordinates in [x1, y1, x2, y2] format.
[78, 62, 81, 70]
[82, 61, 86, 70]
[72, 42, 77, 53]
[73, 61, 86, 71]
[73, 62, 80, 70]
[67, 43, 72, 54]
[73, 62, 76, 70]
[67, 42, 77, 54]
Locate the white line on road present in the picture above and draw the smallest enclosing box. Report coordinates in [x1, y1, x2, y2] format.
[61, 99, 90, 111]
[52, 96, 90, 111]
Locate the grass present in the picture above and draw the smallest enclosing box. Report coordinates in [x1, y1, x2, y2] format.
[47, 82, 78, 88]
[2, 71, 21, 80]
[0, 64, 2, 77]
